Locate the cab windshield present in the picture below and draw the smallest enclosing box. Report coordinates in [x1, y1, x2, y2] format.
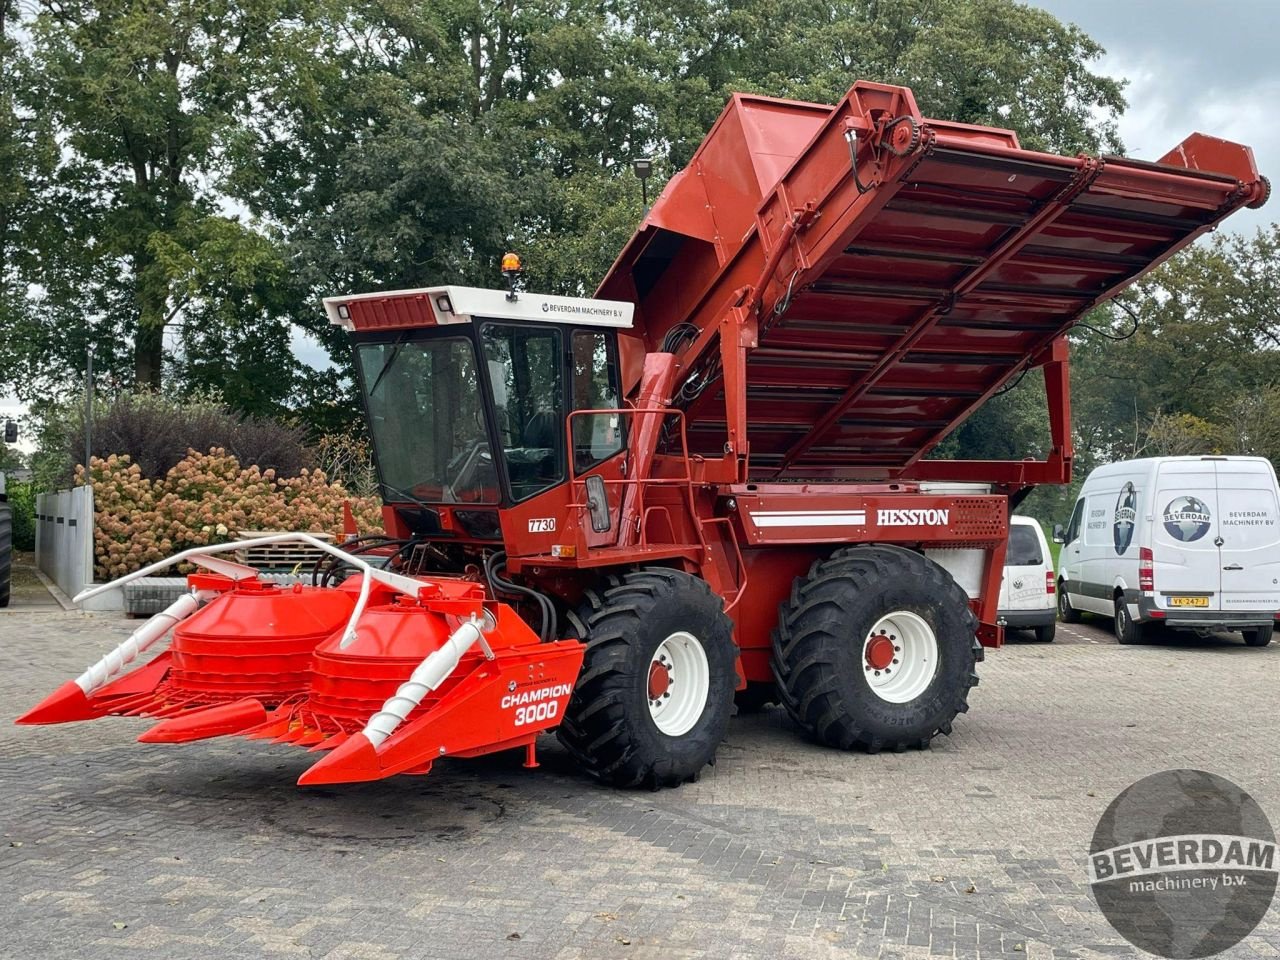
[356, 323, 621, 506]
[356, 337, 499, 503]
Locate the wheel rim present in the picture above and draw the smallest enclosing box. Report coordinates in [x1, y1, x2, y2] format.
[1058, 587, 1070, 618]
[648, 631, 710, 736]
[862, 611, 938, 704]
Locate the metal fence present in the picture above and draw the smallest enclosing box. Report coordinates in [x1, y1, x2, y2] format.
[35, 486, 95, 602]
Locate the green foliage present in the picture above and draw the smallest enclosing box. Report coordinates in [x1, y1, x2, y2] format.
[221, 0, 1130, 366]
[0, 440, 23, 472]
[2, 0, 315, 405]
[5, 479, 36, 550]
[30, 390, 314, 488]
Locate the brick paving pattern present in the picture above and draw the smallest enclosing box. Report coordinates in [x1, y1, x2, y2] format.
[1, 587, 1277, 958]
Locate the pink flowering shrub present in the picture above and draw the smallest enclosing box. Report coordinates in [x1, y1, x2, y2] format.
[80, 448, 384, 580]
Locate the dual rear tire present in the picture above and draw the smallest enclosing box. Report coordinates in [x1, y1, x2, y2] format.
[772, 546, 980, 753]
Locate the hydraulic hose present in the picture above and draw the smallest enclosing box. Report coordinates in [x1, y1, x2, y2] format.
[484, 551, 557, 642]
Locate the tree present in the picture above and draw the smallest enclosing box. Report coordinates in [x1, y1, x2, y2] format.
[4, 0, 315, 404]
[6, 0, 1133, 441]
[223, 0, 1128, 362]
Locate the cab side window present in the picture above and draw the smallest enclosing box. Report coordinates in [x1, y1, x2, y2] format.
[1064, 498, 1085, 545]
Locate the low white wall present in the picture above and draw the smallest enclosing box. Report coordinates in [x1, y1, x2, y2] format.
[35, 486, 119, 609]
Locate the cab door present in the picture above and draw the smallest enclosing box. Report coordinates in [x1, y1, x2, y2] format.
[1061, 497, 1090, 610]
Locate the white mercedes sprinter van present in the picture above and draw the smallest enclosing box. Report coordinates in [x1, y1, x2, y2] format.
[1056, 456, 1279, 645]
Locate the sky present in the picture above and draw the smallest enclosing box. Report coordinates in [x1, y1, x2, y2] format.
[1030, 0, 1278, 237]
[4, 1, 1277, 441]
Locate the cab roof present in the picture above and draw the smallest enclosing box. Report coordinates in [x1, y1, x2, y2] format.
[324, 285, 635, 333]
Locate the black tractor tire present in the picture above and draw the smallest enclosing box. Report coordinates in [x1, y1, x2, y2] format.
[733, 681, 779, 714]
[1113, 595, 1146, 645]
[558, 568, 737, 788]
[1057, 581, 1080, 623]
[771, 545, 980, 753]
[0, 504, 12, 609]
[1034, 623, 1056, 643]
[1243, 626, 1273, 648]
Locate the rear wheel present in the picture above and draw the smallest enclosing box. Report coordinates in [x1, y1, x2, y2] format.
[1114, 595, 1145, 645]
[1057, 581, 1080, 623]
[0, 505, 12, 609]
[558, 568, 737, 788]
[1034, 623, 1056, 643]
[772, 545, 980, 753]
[1243, 626, 1273, 648]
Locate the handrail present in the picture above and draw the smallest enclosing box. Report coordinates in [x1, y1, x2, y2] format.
[75, 533, 429, 649]
[565, 407, 700, 550]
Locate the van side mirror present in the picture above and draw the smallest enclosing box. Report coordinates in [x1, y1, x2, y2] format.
[1052, 523, 1065, 544]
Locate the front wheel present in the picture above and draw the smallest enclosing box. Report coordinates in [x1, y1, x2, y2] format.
[558, 568, 737, 788]
[772, 545, 980, 753]
[1057, 582, 1080, 623]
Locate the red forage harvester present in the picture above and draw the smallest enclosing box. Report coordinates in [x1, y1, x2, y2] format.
[20, 81, 1268, 789]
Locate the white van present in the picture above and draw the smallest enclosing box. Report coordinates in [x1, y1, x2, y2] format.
[998, 516, 1056, 642]
[1056, 456, 1280, 646]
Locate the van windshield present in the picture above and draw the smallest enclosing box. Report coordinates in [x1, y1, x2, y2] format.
[1007, 524, 1044, 566]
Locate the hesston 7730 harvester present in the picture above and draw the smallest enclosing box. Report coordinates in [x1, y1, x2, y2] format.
[20, 82, 1267, 788]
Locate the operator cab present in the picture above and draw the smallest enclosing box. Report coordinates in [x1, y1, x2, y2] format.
[325, 284, 635, 536]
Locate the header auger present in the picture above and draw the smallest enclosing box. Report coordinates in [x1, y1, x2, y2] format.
[19, 81, 1267, 789]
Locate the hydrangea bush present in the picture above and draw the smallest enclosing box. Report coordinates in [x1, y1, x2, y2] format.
[81, 448, 384, 580]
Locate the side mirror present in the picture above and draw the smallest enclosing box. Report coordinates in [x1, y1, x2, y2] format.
[585, 475, 611, 533]
[1052, 523, 1065, 544]
[2, 420, 15, 444]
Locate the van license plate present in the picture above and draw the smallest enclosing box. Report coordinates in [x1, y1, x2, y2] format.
[1168, 596, 1209, 608]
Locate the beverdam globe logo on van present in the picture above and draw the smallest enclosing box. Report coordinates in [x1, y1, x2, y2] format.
[1113, 481, 1137, 555]
[1163, 496, 1213, 542]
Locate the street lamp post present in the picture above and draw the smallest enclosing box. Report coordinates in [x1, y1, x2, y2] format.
[632, 158, 654, 216]
[84, 344, 93, 478]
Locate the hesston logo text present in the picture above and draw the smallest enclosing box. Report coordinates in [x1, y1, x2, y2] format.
[877, 508, 951, 526]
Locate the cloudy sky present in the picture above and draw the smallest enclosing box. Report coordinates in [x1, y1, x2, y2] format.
[1031, 0, 1277, 237]
[3, 2, 1276, 435]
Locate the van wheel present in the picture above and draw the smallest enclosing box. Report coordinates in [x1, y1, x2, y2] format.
[1057, 582, 1080, 624]
[1114, 596, 1145, 645]
[558, 568, 737, 788]
[1243, 626, 1273, 648]
[1034, 623, 1056, 643]
[772, 545, 979, 753]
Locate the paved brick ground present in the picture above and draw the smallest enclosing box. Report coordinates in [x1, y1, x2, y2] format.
[1, 587, 1277, 959]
